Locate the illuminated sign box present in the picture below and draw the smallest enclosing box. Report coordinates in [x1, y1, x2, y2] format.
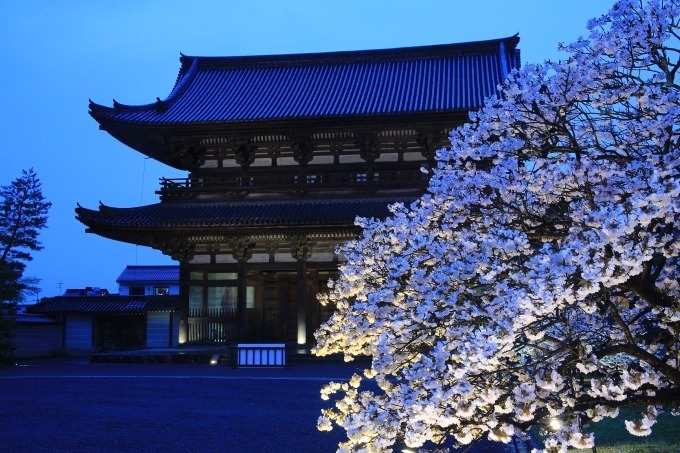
[237, 344, 286, 367]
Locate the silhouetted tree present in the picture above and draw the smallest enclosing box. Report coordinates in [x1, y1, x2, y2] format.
[0, 169, 50, 362]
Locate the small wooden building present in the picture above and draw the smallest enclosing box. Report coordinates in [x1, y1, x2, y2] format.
[78, 37, 520, 348]
[30, 266, 180, 353]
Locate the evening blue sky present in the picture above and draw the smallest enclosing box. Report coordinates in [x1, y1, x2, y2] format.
[1, 0, 612, 299]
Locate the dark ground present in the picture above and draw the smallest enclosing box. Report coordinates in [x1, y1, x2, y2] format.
[0, 358, 524, 452]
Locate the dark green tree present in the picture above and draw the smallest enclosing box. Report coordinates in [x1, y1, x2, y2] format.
[0, 169, 51, 362]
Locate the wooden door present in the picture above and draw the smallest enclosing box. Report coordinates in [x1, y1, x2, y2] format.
[261, 272, 297, 342]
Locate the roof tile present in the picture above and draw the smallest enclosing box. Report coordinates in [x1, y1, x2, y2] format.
[90, 37, 519, 124]
[116, 266, 179, 283]
[77, 197, 414, 229]
[30, 296, 180, 315]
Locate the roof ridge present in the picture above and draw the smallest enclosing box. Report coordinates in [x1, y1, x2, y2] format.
[36, 295, 181, 301]
[179, 35, 520, 69]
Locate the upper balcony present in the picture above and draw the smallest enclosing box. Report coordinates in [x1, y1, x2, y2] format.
[156, 168, 429, 201]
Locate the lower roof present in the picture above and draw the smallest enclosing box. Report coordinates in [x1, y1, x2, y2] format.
[76, 197, 415, 230]
[30, 296, 180, 315]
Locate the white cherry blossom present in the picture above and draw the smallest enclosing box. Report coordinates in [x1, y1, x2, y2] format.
[315, 1, 680, 451]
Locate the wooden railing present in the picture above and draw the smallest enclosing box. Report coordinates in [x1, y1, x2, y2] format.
[188, 306, 237, 343]
[157, 170, 429, 200]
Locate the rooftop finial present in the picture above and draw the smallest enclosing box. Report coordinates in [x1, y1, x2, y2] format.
[155, 97, 167, 113]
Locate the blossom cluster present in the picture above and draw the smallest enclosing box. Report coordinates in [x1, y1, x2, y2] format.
[314, 1, 679, 451]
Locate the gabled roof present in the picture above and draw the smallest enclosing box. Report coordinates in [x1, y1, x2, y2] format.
[89, 36, 520, 126]
[117, 265, 179, 283]
[76, 197, 414, 230]
[29, 296, 180, 315]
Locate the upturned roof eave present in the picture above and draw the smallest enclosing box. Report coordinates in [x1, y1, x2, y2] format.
[77, 214, 369, 232]
[78, 223, 365, 252]
[74, 197, 416, 234]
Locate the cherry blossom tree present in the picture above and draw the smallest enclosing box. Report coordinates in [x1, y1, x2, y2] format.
[314, 1, 679, 451]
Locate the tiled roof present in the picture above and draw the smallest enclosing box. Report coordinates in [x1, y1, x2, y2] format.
[63, 287, 110, 297]
[89, 36, 519, 125]
[117, 266, 179, 283]
[11, 314, 60, 325]
[76, 197, 413, 229]
[29, 296, 180, 315]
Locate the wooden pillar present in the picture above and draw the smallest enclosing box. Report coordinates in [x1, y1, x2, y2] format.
[232, 238, 254, 342]
[296, 257, 308, 345]
[236, 256, 248, 342]
[256, 270, 264, 342]
[158, 240, 194, 345]
[178, 261, 190, 344]
[307, 270, 319, 345]
[291, 236, 310, 345]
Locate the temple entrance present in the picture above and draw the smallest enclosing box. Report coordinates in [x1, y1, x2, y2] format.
[246, 270, 338, 344]
[185, 268, 338, 345]
[259, 272, 298, 343]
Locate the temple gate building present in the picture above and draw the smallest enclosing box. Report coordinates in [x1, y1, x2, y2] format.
[77, 36, 520, 349]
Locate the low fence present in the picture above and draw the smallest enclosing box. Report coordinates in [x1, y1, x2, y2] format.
[187, 307, 237, 343]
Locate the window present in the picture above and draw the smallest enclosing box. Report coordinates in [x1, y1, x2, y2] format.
[188, 270, 246, 316]
[154, 286, 169, 296]
[207, 272, 237, 280]
[189, 286, 203, 312]
[129, 286, 145, 296]
[246, 286, 255, 309]
[207, 287, 237, 310]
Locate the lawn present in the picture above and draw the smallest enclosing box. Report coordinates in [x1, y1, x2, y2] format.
[534, 407, 680, 453]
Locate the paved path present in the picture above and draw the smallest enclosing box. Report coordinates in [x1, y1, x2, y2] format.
[0, 358, 531, 452]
